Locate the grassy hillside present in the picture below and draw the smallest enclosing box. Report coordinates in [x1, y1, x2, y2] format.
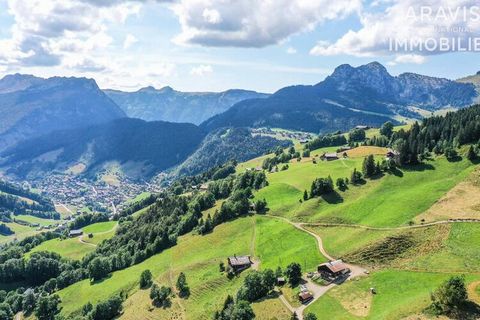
[251, 146, 476, 227]
[56, 215, 324, 318]
[28, 221, 117, 260]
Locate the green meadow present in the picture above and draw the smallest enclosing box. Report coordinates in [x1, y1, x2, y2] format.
[306, 270, 480, 320]
[27, 237, 95, 261]
[56, 215, 324, 318]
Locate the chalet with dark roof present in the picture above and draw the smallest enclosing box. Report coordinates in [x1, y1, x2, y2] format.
[228, 255, 252, 272]
[318, 260, 350, 279]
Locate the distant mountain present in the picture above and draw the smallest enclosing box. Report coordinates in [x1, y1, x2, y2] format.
[458, 71, 480, 93]
[0, 74, 126, 151]
[0, 73, 43, 94]
[174, 127, 291, 177]
[104, 86, 269, 125]
[201, 62, 478, 133]
[0, 118, 205, 179]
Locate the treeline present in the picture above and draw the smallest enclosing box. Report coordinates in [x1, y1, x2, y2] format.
[391, 105, 480, 165]
[0, 180, 54, 211]
[69, 212, 110, 230]
[0, 179, 59, 221]
[305, 134, 347, 151]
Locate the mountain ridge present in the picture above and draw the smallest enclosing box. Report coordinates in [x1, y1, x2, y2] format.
[104, 86, 269, 125]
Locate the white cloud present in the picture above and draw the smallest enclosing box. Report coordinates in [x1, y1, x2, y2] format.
[190, 64, 213, 76]
[310, 0, 480, 57]
[123, 34, 138, 49]
[286, 47, 297, 54]
[387, 54, 427, 66]
[171, 0, 362, 47]
[0, 0, 140, 67]
[202, 8, 222, 24]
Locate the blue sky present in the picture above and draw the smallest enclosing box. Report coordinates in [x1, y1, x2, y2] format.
[0, 0, 479, 93]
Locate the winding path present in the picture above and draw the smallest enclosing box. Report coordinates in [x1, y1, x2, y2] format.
[265, 215, 367, 319]
[266, 215, 480, 318]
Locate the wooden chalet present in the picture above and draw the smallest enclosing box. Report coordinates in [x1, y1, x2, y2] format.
[228, 255, 252, 272]
[321, 153, 339, 161]
[318, 260, 350, 279]
[298, 291, 313, 303]
[69, 229, 83, 237]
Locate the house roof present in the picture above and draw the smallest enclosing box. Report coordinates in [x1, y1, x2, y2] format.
[324, 153, 338, 158]
[299, 291, 313, 300]
[320, 260, 348, 273]
[228, 256, 251, 266]
[69, 229, 83, 235]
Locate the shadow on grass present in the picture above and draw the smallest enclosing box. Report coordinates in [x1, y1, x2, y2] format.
[321, 191, 343, 204]
[90, 274, 113, 285]
[389, 167, 404, 177]
[426, 301, 480, 320]
[402, 163, 435, 172]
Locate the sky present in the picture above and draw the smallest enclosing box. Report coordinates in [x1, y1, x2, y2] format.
[0, 0, 479, 93]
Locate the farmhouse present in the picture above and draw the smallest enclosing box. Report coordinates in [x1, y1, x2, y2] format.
[69, 229, 83, 237]
[321, 153, 339, 161]
[298, 291, 313, 303]
[386, 149, 400, 161]
[228, 255, 252, 272]
[355, 125, 370, 130]
[318, 260, 350, 280]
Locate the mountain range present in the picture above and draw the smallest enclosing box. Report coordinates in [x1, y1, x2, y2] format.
[201, 62, 478, 133]
[0, 62, 478, 180]
[105, 86, 269, 125]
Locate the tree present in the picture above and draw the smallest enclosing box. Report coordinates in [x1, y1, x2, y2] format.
[139, 269, 153, 288]
[350, 168, 363, 184]
[89, 295, 123, 320]
[304, 313, 318, 320]
[336, 178, 347, 191]
[430, 276, 468, 315]
[230, 300, 255, 320]
[237, 270, 275, 302]
[348, 129, 366, 142]
[88, 257, 111, 281]
[444, 147, 458, 161]
[176, 272, 190, 298]
[22, 290, 36, 314]
[362, 155, 376, 178]
[35, 295, 60, 320]
[303, 190, 308, 201]
[150, 284, 171, 308]
[285, 263, 302, 287]
[467, 145, 477, 161]
[380, 121, 394, 138]
[291, 312, 299, 320]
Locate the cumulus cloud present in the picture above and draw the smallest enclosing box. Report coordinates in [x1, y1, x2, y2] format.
[310, 0, 480, 57]
[190, 64, 213, 76]
[387, 54, 427, 66]
[0, 0, 140, 67]
[171, 0, 362, 47]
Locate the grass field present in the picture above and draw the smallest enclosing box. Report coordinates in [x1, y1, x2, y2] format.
[14, 214, 61, 227]
[27, 221, 117, 260]
[27, 237, 95, 260]
[254, 147, 475, 227]
[0, 222, 43, 244]
[306, 270, 480, 320]
[56, 215, 323, 318]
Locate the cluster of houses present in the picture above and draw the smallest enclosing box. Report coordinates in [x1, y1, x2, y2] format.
[33, 172, 161, 218]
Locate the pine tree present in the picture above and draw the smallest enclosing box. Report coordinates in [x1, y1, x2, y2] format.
[467, 145, 477, 161]
[303, 190, 308, 201]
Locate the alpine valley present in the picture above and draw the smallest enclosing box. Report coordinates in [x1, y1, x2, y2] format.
[0, 62, 479, 320]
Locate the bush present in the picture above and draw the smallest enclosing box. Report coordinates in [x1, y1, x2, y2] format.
[139, 269, 153, 288]
[430, 276, 468, 315]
